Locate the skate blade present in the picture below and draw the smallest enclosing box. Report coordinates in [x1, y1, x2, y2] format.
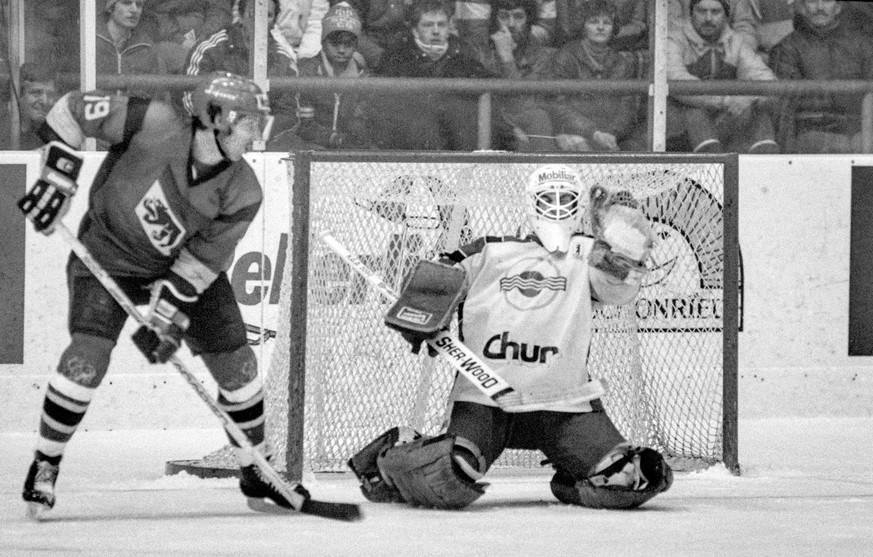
[25, 501, 50, 521]
[247, 497, 293, 515]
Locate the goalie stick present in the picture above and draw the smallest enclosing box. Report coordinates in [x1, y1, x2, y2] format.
[320, 232, 607, 412]
[50, 222, 362, 522]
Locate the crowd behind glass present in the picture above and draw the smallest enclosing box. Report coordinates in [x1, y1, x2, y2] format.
[3, 0, 872, 154]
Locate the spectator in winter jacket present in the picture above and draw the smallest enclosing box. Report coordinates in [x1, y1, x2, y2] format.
[729, 0, 796, 61]
[344, 0, 415, 68]
[454, 0, 557, 53]
[553, 0, 647, 50]
[769, 0, 873, 153]
[549, 0, 638, 151]
[368, 0, 515, 151]
[182, 0, 297, 140]
[471, 0, 559, 151]
[270, 2, 373, 150]
[98, 0, 167, 98]
[272, 0, 330, 60]
[666, 0, 779, 153]
[141, 0, 234, 74]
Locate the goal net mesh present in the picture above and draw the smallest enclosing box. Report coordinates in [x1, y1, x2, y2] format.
[258, 153, 735, 475]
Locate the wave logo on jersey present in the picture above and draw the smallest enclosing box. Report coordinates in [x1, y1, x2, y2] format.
[135, 181, 186, 256]
[499, 257, 566, 311]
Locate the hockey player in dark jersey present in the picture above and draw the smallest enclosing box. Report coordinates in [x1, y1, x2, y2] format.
[19, 71, 307, 516]
[349, 164, 674, 510]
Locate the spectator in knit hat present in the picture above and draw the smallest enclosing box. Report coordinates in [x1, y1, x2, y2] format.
[0, 63, 59, 150]
[270, 2, 374, 150]
[98, 0, 167, 98]
[666, 0, 780, 153]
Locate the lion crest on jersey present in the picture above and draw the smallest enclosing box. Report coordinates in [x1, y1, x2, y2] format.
[499, 257, 566, 311]
[135, 181, 185, 255]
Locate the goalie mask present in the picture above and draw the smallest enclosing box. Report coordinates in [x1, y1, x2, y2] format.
[525, 164, 587, 253]
[191, 72, 274, 142]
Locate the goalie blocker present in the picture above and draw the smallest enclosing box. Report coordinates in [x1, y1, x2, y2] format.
[385, 260, 467, 355]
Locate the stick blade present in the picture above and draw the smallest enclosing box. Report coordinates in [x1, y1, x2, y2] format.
[301, 498, 364, 522]
[247, 497, 363, 522]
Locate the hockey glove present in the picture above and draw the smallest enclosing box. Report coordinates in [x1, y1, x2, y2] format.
[587, 186, 655, 283]
[399, 331, 440, 357]
[18, 142, 83, 235]
[132, 273, 198, 363]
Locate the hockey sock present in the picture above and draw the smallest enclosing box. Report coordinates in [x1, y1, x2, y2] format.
[36, 374, 95, 458]
[217, 382, 266, 451]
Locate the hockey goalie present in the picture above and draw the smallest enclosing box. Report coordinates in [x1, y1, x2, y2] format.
[348, 164, 673, 510]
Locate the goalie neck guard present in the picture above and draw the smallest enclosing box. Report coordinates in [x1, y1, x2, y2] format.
[525, 164, 587, 253]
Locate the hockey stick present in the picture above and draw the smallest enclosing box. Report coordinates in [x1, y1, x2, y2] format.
[320, 232, 606, 411]
[52, 223, 361, 522]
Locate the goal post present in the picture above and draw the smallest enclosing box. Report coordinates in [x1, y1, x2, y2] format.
[265, 150, 739, 478]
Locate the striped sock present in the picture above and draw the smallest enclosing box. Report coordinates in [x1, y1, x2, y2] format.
[36, 374, 95, 458]
[217, 382, 266, 449]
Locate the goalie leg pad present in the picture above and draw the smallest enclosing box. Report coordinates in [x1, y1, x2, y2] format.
[376, 434, 487, 510]
[348, 426, 422, 503]
[550, 445, 673, 510]
[385, 260, 466, 339]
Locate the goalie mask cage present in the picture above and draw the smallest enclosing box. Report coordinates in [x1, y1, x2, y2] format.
[167, 151, 739, 479]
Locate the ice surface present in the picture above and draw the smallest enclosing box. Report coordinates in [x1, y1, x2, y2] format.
[1, 418, 872, 556]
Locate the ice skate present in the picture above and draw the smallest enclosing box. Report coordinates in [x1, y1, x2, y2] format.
[22, 453, 61, 520]
[240, 463, 310, 510]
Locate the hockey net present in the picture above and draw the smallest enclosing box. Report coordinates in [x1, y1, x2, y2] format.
[249, 151, 740, 477]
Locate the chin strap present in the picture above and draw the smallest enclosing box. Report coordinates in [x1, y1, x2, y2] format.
[214, 128, 230, 161]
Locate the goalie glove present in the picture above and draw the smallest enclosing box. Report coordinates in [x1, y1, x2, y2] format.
[18, 142, 83, 235]
[587, 186, 655, 283]
[131, 273, 198, 364]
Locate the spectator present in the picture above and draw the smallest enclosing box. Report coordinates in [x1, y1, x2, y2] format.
[271, 2, 373, 150]
[454, 0, 557, 52]
[97, 0, 167, 97]
[770, 0, 873, 153]
[272, 0, 331, 60]
[471, 0, 559, 151]
[549, 0, 639, 151]
[143, 0, 234, 74]
[670, 1, 796, 60]
[25, 1, 80, 78]
[368, 0, 515, 151]
[553, 0, 647, 50]
[344, 0, 414, 68]
[666, 0, 779, 153]
[730, 0, 796, 62]
[0, 63, 58, 150]
[182, 0, 297, 139]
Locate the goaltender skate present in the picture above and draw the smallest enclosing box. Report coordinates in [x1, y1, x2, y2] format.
[349, 164, 673, 510]
[17, 71, 308, 517]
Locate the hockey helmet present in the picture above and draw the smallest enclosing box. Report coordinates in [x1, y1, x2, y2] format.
[191, 71, 274, 141]
[525, 164, 587, 253]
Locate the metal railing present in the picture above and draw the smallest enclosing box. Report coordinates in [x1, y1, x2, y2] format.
[55, 74, 873, 153]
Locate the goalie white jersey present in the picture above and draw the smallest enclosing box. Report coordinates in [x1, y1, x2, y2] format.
[443, 234, 641, 412]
